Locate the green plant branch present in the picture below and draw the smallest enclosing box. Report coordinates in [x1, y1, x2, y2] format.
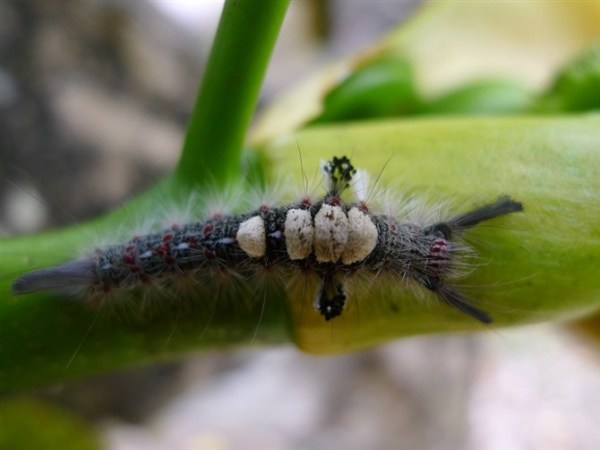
[177, 0, 290, 187]
[0, 0, 291, 392]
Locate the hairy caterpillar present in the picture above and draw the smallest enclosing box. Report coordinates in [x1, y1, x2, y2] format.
[12, 156, 523, 323]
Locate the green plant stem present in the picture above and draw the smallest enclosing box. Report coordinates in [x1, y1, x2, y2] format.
[177, 0, 290, 187]
[0, 0, 292, 392]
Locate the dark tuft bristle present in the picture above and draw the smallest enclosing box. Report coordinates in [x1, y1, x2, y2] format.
[12, 259, 97, 295]
[451, 196, 523, 230]
[437, 287, 493, 324]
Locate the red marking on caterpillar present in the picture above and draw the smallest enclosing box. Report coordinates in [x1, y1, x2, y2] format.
[11, 156, 523, 324]
[427, 238, 450, 274]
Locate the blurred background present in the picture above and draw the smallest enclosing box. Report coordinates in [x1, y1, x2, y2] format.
[1, 1, 600, 449]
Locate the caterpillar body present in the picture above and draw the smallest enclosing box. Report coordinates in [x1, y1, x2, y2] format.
[12, 156, 523, 323]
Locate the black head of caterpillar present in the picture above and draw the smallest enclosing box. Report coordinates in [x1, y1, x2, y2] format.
[12, 156, 523, 324]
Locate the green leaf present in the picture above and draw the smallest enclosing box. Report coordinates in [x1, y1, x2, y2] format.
[258, 116, 600, 353]
[533, 41, 600, 112]
[250, 0, 600, 143]
[421, 79, 533, 115]
[310, 57, 420, 123]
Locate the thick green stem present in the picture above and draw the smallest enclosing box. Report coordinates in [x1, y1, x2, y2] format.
[0, 0, 292, 392]
[177, 0, 290, 187]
